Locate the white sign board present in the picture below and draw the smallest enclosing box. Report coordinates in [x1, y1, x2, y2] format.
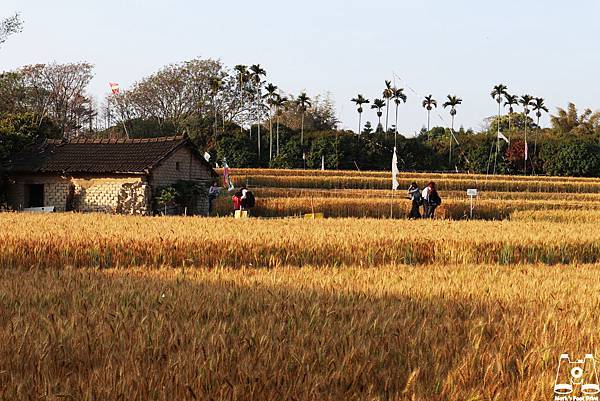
[467, 189, 478, 197]
[23, 206, 55, 213]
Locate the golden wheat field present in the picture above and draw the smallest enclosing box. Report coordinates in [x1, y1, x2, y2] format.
[3, 168, 600, 400]
[2, 264, 600, 401]
[214, 168, 600, 219]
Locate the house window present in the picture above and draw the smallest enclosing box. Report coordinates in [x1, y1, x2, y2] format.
[175, 162, 181, 171]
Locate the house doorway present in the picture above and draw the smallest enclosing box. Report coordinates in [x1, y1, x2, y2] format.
[26, 184, 44, 208]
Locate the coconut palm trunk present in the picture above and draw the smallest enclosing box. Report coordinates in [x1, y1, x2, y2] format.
[493, 99, 501, 174]
[427, 109, 431, 134]
[301, 112, 305, 145]
[257, 88, 261, 161]
[276, 115, 280, 156]
[524, 123, 528, 175]
[385, 100, 390, 134]
[449, 115, 454, 164]
[269, 106, 273, 161]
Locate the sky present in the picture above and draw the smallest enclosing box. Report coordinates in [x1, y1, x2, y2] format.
[2, 0, 599, 135]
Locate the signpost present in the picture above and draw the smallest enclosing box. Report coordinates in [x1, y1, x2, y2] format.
[467, 189, 478, 219]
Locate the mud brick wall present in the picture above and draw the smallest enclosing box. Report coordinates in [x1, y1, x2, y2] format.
[72, 177, 150, 214]
[44, 181, 72, 212]
[4, 175, 71, 211]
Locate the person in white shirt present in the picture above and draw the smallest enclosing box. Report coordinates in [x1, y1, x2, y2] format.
[422, 181, 441, 218]
[421, 183, 431, 218]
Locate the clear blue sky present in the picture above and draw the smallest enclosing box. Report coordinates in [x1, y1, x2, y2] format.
[2, 0, 599, 134]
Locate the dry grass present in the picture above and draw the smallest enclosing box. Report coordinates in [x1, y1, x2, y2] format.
[213, 193, 600, 220]
[251, 187, 600, 202]
[226, 169, 600, 193]
[3, 214, 600, 268]
[4, 168, 600, 400]
[1, 265, 598, 401]
[510, 209, 598, 222]
[225, 168, 600, 183]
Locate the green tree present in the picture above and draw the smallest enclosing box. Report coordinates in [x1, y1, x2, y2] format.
[442, 95, 462, 165]
[209, 76, 223, 142]
[490, 84, 508, 174]
[370, 98, 385, 132]
[296, 92, 312, 146]
[271, 95, 288, 156]
[233, 65, 248, 132]
[249, 64, 267, 160]
[392, 88, 407, 146]
[350, 94, 369, 136]
[531, 97, 549, 153]
[264, 83, 278, 161]
[422, 95, 437, 137]
[0, 112, 61, 161]
[550, 103, 600, 135]
[520, 94, 534, 173]
[216, 131, 258, 167]
[504, 93, 519, 134]
[382, 80, 394, 134]
[540, 138, 600, 177]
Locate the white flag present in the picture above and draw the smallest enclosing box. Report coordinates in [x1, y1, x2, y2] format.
[321, 155, 325, 171]
[498, 131, 509, 144]
[204, 152, 211, 162]
[524, 140, 528, 161]
[392, 147, 400, 191]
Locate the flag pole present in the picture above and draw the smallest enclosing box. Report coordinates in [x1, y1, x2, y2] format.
[390, 188, 394, 219]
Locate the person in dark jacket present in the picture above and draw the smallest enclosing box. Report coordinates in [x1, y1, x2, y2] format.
[424, 181, 442, 219]
[407, 182, 422, 219]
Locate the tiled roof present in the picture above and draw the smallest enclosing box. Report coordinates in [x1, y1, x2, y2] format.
[2, 135, 213, 175]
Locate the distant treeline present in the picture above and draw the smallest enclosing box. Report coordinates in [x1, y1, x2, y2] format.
[0, 58, 599, 178]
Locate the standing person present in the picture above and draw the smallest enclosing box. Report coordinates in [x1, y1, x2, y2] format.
[232, 190, 242, 213]
[208, 181, 220, 214]
[422, 181, 432, 218]
[240, 185, 256, 214]
[426, 182, 442, 219]
[407, 182, 422, 219]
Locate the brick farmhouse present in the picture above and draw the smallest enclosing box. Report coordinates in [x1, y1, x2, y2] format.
[1, 135, 217, 215]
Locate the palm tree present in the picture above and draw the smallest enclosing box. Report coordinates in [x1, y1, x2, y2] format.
[504, 93, 519, 133]
[520, 94, 534, 174]
[531, 97, 549, 154]
[490, 84, 508, 174]
[422, 95, 437, 137]
[392, 88, 407, 147]
[382, 80, 394, 134]
[351, 94, 370, 136]
[296, 92, 312, 145]
[532, 97, 548, 129]
[442, 95, 462, 165]
[249, 64, 267, 160]
[264, 83, 278, 161]
[490, 84, 508, 133]
[371, 98, 386, 132]
[271, 95, 288, 156]
[234, 65, 248, 132]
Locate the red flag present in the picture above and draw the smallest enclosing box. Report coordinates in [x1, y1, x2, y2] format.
[109, 82, 120, 95]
